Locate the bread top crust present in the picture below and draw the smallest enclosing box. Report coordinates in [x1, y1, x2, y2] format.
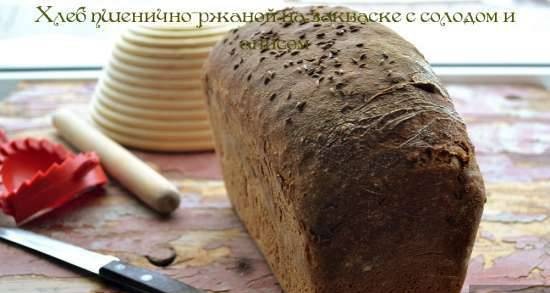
[204, 5, 461, 148]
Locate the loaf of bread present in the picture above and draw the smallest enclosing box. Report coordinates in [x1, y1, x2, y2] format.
[203, 6, 485, 293]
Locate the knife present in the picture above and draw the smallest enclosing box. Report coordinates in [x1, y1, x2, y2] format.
[0, 227, 203, 293]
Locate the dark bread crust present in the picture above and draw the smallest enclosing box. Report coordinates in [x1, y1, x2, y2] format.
[203, 6, 485, 293]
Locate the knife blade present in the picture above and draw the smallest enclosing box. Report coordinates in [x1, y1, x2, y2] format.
[0, 227, 203, 293]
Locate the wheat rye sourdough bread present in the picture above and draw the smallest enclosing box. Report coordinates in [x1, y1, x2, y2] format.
[203, 6, 485, 293]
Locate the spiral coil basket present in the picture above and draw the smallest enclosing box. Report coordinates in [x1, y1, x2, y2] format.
[91, 24, 230, 152]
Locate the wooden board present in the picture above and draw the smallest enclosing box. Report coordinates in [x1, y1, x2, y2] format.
[0, 81, 549, 292]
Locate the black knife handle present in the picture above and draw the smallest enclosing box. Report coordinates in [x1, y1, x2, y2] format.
[99, 260, 203, 293]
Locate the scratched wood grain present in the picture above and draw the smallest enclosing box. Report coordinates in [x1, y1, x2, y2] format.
[0, 80, 549, 293]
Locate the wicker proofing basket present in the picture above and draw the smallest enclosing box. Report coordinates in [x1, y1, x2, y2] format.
[91, 24, 231, 152]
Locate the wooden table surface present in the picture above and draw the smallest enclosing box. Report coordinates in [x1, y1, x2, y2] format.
[0, 80, 549, 293]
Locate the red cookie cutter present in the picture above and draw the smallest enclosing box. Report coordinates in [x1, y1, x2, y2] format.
[0, 134, 108, 224]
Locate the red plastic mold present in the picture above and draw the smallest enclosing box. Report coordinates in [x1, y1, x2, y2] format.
[0, 137, 108, 224]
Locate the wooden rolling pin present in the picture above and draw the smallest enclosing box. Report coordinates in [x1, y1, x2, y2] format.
[52, 109, 180, 214]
